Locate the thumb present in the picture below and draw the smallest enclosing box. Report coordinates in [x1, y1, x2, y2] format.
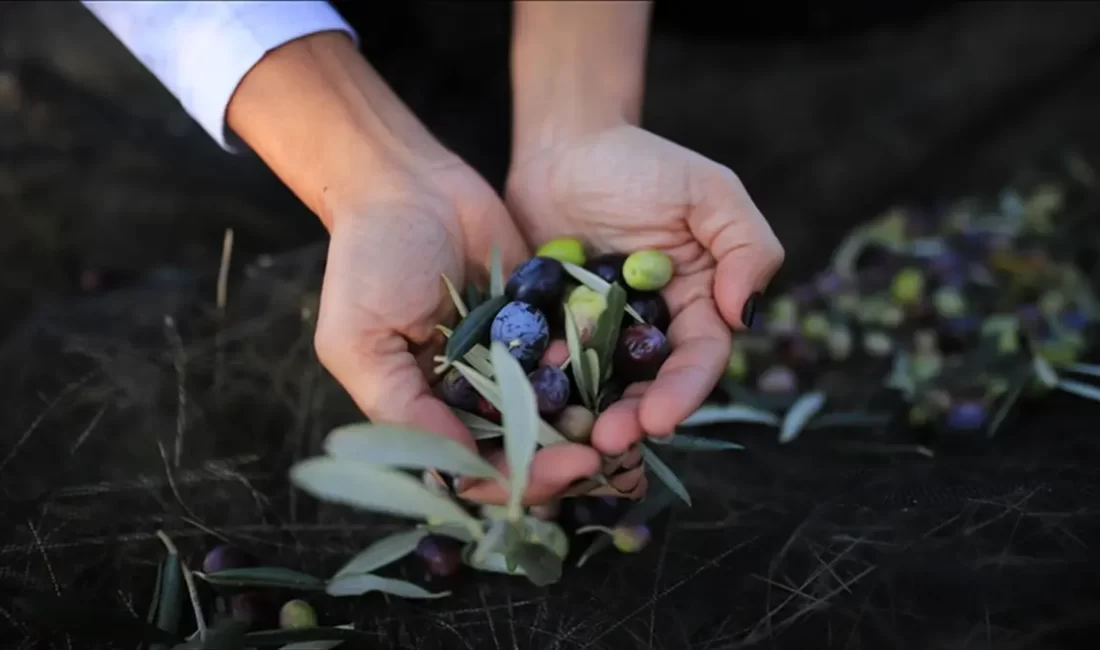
[316, 328, 479, 452]
[691, 168, 785, 329]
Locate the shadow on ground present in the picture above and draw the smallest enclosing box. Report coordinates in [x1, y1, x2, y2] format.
[3, 2, 1100, 648]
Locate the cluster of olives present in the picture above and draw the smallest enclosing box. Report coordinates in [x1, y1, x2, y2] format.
[201, 545, 319, 631]
[440, 238, 675, 442]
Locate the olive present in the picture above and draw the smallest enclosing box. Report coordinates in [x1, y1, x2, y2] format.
[536, 237, 586, 266]
[622, 250, 673, 292]
[554, 405, 595, 443]
[528, 365, 571, 417]
[725, 347, 748, 381]
[890, 267, 926, 305]
[279, 599, 318, 629]
[477, 395, 501, 423]
[201, 545, 258, 574]
[611, 524, 651, 553]
[584, 253, 629, 287]
[490, 301, 550, 368]
[505, 257, 567, 310]
[944, 401, 987, 431]
[415, 535, 463, 577]
[229, 592, 275, 629]
[566, 285, 607, 344]
[626, 292, 671, 332]
[756, 365, 797, 394]
[440, 367, 478, 411]
[613, 324, 671, 382]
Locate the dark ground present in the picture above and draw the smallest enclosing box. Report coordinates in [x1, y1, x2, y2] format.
[3, 2, 1100, 648]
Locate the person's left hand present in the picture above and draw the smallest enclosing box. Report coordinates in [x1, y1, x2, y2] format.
[505, 124, 785, 489]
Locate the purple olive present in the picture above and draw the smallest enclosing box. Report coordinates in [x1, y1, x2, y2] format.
[584, 253, 629, 287]
[505, 257, 567, 310]
[477, 396, 501, 423]
[440, 367, 478, 411]
[614, 324, 671, 382]
[1062, 309, 1089, 331]
[944, 401, 987, 430]
[490, 301, 550, 368]
[626, 292, 671, 332]
[415, 536, 462, 577]
[202, 545, 258, 574]
[229, 592, 275, 629]
[528, 365, 571, 417]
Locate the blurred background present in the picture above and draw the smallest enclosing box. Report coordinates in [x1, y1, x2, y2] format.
[2, 2, 1100, 649]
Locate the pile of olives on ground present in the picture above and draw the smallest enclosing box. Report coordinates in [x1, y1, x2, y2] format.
[440, 238, 675, 444]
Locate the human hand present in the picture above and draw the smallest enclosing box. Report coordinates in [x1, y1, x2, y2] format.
[505, 124, 785, 466]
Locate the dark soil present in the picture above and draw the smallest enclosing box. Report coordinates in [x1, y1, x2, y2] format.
[3, 2, 1100, 648]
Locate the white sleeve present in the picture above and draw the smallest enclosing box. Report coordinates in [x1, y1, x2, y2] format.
[81, 1, 359, 152]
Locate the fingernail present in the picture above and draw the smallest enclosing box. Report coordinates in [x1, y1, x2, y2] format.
[741, 292, 761, 329]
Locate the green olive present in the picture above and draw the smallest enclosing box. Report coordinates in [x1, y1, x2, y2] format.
[725, 347, 748, 380]
[891, 267, 925, 305]
[554, 405, 595, 443]
[622, 250, 673, 291]
[611, 525, 650, 553]
[801, 313, 830, 340]
[566, 285, 607, 344]
[279, 599, 318, 630]
[536, 237, 587, 266]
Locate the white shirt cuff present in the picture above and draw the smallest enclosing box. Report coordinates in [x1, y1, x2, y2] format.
[81, 1, 359, 152]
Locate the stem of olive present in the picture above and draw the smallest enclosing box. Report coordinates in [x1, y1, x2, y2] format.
[575, 525, 616, 537]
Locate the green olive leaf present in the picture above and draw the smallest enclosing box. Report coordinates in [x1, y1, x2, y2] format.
[450, 408, 504, 439]
[678, 404, 780, 428]
[778, 391, 828, 444]
[440, 274, 468, 318]
[155, 553, 183, 638]
[196, 567, 325, 591]
[490, 242, 505, 298]
[244, 625, 372, 648]
[445, 294, 507, 364]
[461, 541, 525, 576]
[472, 518, 520, 566]
[323, 423, 502, 480]
[649, 434, 744, 451]
[451, 361, 568, 447]
[277, 623, 356, 650]
[561, 262, 645, 322]
[326, 574, 450, 599]
[590, 282, 628, 382]
[490, 342, 541, 518]
[640, 444, 691, 506]
[563, 306, 594, 408]
[331, 529, 429, 580]
[145, 555, 165, 625]
[1057, 377, 1100, 403]
[421, 522, 480, 544]
[511, 543, 563, 587]
[290, 457, 481, 532]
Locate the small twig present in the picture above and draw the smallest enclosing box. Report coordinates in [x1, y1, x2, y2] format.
[156, 530, 207, 642]
[164, 316, 187, 468]
[215, 228, 234, 390]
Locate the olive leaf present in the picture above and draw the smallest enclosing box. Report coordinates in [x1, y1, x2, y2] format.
[648, 434, 745, 451]
[244, 626, 371, 648]
[277, 623, 356, 650]
[145, 555, 165, 625]
[522, 517, 570, 560]
[490, 341, 541, 518]
[290, 457, 482, 534]
[806, 412, 892, 430]
[421, 522, 479, 544]
[452, 360, 568, 446]
[450, 408, 504, 439]
[461, 542, 525, 576]
[576, 486, 676, 567]
[331, 529, 428, 580]
[988, 369, 1031, 437]
[584, 349, 601, 402]
[471, 518, 520, 566]
[560, 261, 645, 322]
[678, 404, 780, 428]
[1032, 354, 1059, 388]
[1067, 362, 1100, 379]
[465, 282, 486, 312]
[590, 282, 628, 382]
[1057, 377, 1100, 403]
[511, 543, 563, 587]
[326, 574, 450, 599]
[778, 391, 827, 444]
[155, 553, 183, 638]
[444, 295, 508, 364]
[196, 567, 325, 591]
[440, 274, 468, 318]
[490, 242, 505, 298]
[464, 343, 496, 378]
[323, 423, 502, 480]
[563, 305, 595, 408]
[640, 444, 691, 506]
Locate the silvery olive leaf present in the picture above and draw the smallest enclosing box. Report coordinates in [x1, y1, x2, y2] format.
[196, 567, 324, 591]
[563, 305, 594, 409]
[779, 391, 828, 444]
[421, 522, 479, 544]
[472, 518, 520, 566]
[490, 341, 541, 518]
[490, 242, 505, 298]
[678, 404, 780, 428]
[511, 543, 563, 587]
[591, 283, 629, 382]
[451, 361, 568, 446]
[1056, 378, 1100, 403]
[522, 517, 570, 560]
[1032, 355, 1059, 388]
[323, 423, 502, 480]
[640, 444, 691, 506]
[461, 542, 525, 576]
[290, 457, 481, 534]
[325, 574, 450, 600]
[450, 408, 504, 440]
[560, 261, 645, 322]
[649, 434, 745, 451]
[584, 349, 601, 406]
[1066, 362, 1100, 379]
[331, 529, 429, 580]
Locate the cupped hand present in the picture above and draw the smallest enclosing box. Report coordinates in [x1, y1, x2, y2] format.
[314, 159, 602, 505]
[505, 124, 785, 462]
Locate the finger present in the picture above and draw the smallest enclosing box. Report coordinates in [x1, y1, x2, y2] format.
[456, 444, 601, 506]
[638, 298, 731, 436]
[541, 339, 569, 367]
[690, 168, 785, 329]
[591, 396, 643, 456]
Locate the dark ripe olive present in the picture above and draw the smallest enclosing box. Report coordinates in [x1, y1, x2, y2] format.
[528, 365, 571, 417]
[614, 324, 671, 382]
[229, 592, 275, 630]
[505, 257, 567, 310]
[415, 535, 463, 577]
[477, 395, 501, 423]
[584, 253, 629, 287]
[625, 292, 671, 332]
[440, 367, 478, 411]
[202, 544, 258, 574]
[490, 301, 550, 368]
[944, 401, 987, 431]
[597, 377, 626, 411]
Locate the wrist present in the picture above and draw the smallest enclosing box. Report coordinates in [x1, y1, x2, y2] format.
[510, 1, 652, 156]
[226, 31, 456, 231]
